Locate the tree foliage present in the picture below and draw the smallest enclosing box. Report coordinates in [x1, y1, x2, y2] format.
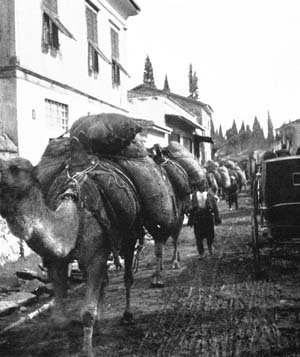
[267, 111, 274, 144]
[215, 113, 274, 157]
[143, 55, 156, 87]
[163, 74, 170, 92]
[188, 63, 199, 99]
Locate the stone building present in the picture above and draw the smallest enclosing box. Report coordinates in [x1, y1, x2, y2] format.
[274, 119, 300, 154]
[128, 84, 213, 164]
[0, 0, 140, 164]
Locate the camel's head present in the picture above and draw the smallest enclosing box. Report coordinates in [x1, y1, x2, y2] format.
[0, 157, 38, 215]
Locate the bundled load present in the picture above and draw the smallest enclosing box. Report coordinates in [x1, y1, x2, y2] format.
[48, 156, 139, 231]
[70, 113, 142, 154]
[165, 141, 206, 188]
[112, 153, 177, 229]
[205, 160, 219, 172]
[226, 160, 236, 170]
[162, 159, 191, 198]
[228, 168, 239, 181]
[35, 137, 70, 196]
[235, 165, 247, 187]
[117, 135, 149, 159]
[218, 165, 231, 188]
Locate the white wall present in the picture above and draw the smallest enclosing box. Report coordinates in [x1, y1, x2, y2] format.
[14, 0, 130, 110]
[16, 71, 125, 164]
[10, 0, 136, 164]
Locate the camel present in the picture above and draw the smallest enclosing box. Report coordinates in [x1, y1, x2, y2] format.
[0, 138, 143, 357]
[0, 137, 189, 356]
[147, 144, 190, 285]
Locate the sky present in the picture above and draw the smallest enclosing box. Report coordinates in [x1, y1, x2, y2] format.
[126, 0, 300, 134]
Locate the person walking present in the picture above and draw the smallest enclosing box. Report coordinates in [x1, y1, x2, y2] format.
[227, 176, 239, 210]
[188, 181, 222, 258]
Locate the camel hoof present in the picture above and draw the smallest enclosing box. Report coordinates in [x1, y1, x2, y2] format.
[150, 282, 165, 289]
[121, 311, 134, 325]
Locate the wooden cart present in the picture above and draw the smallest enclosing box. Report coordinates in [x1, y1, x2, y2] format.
[251, 156, 300, 276]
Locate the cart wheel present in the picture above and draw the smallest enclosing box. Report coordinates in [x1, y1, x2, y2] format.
[251, 213, 261, 277]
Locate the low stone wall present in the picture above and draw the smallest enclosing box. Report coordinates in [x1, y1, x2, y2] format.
[0, 217, 32, 266]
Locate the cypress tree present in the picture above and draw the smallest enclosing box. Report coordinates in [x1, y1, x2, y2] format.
[163, 74, 170, 92]
[267, 111, 274, 144]
[143, 55, 156, 87]
[188, 63, 199, 99]
[252, 116, 265, 147]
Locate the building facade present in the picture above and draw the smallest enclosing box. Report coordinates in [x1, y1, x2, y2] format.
[274, 119, 300, 154]
[0, 0, 139, 163]
[128, 84, 213, 164]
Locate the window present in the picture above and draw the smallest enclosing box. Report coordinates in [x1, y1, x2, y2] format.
[42, 12, 59, 51]
[111, 28, 120, 86]
[45, 99, 69, 132]
[169, 132, 180, 143]
[110, 27, 130, 87]
[86, 4, 99, 75]
[42, 0, 75, 53]
[182, 137, 193, 153]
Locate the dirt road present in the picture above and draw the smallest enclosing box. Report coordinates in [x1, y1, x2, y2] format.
[0, 192, 300, 356]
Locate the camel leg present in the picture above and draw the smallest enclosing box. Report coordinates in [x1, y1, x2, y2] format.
[81, 254, 107, 357]
[151, 240, 165, 288]
[172, 237, 181, 270]
[97, 268, 108, 322]
[46, 259, 69, 325]
[121, 236, 137, 324]
[171, 214, 184, 270]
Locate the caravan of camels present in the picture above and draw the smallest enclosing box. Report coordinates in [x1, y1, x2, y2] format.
[0, 113, 246, 356]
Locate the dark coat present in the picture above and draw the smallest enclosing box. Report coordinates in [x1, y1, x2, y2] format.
[188, 191, 221, 239]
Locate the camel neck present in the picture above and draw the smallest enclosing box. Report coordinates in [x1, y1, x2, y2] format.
[6, 185, 80, 259]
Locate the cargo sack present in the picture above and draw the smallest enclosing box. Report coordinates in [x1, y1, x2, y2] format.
[117, 136, 149, 158]
[47, 157, 139, 232]
[88, 159, 140, 229]
[162, 159, 191, 198]
[218, 165, 231, 188]
[35, 137, 70, 197]
[226, 160, 236, 170]
[205, 160, 218, 172]
[70, 113, 142, 154]
[113, 156, 177, 229]
[235, 166, 246, 184]
[165, 141, 206, 187]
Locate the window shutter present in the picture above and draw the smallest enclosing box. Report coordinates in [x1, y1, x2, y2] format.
[86, 6, 98, 43]
[42, 13, 50, 45]
[43, 0, 58, 14]
[110, 28, 119, 59]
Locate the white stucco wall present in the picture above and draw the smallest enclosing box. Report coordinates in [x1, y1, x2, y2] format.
[14, 0, 130, 109]
[0, 0, 137, 164]
[16, 71, 126, 164]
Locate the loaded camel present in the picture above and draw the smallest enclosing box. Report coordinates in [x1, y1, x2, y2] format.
[0, 138, 143, 357]
[0, 137, 190, 356]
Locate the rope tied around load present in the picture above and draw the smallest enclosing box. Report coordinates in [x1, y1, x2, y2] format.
[62, 158, 100, 204]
